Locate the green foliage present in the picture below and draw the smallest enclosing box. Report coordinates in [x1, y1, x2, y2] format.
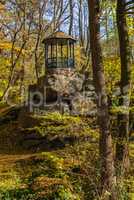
[104, 56, 120, 95]
[75, 45, 90, 72]
[0, 56, 10, 97]
[41, 112, 81, 124]
[0, 0, 134, 199]
[50, 185, 80, 200]
[26, 112, 98, 140]
[115, 180, 131, 200]
[0, 107, 133, 199]
[0, 189, 36, 200]
[41, 152, 64, 171]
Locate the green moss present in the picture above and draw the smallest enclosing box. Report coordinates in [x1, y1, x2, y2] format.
[25, 113, 98, 140]
[0, 189, 36, 200]
[41, 152, 64, 171]
[50, 185, 80, 200]
[129, 143, 134, 158]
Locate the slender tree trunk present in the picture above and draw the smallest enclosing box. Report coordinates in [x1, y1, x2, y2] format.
[116, 0, 131, 173]
[20, 1, 26, 95]
[1, 41, 26, 102]
[105, 9, 109, 43]
[69, 0, 73, 35]
[88, 0, 116, 199]
[79, 0, 84, 46]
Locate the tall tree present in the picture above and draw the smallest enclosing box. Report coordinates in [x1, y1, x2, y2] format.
[116, 0, 132, 173]
[34, 0, 47, 82]
[88, 0, 116, 199]
[79, 0, 84, 46]
[69, 0, 73, 35]
[0, 0, 32, 101]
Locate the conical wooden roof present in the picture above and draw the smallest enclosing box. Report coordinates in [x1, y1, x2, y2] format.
[42, 31, 76, 43]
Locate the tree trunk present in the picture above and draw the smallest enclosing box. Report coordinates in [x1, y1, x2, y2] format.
[88, 0, 116, 199]
[79, 0, 84, 46]
[69, 0, 73, 35]
[116, 0, 131, 174]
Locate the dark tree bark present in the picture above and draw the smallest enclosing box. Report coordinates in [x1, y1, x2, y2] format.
[69, 0, 73, 35]
[79, 0, 84, 46]
[88, 0, 116, 199]
[20, 1, 26, 95]
[116, 0, 132, 173]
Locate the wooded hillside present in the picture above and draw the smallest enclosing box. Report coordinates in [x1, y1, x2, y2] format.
[0, 0, 134, 200]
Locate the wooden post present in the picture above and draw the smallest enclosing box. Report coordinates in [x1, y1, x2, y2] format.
[56, 42, 58, 68]
[61, 44, 63, 68]
[73, 43, 75, 67]
[45, 44, 48, 70]
[51, 43, 52, 58]
[50, 43, 53, 68]
[67, 40, 69, 67]
[70, 42, 72, 57]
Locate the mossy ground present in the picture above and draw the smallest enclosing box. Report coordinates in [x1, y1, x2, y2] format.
[0, 104, 134, 200]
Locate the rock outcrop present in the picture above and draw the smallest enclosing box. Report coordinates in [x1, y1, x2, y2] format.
[28, 71, 97, 116]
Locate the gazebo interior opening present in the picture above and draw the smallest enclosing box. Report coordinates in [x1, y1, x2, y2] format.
[45, 39, 75, 69]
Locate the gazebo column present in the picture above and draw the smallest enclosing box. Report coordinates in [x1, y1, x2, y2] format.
[43, 31, 76, 70]
[67, 40, 69, 68]
[73, 43, 75, 67]
[45, 44, 48, 68]
[51, 43, 53, 61]
[69, 43, 72, 58]
[56, 42, 58, 68]
[61, 44, 63, 68]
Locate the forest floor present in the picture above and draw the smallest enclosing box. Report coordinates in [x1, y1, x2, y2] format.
[0, 104, 134, 200]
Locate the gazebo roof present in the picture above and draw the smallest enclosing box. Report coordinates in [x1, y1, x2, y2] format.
[42, 31, 76, 43]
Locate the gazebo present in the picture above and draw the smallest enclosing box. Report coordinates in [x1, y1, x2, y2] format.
[42, 31, 76, 70]
[28, 31, 95, 114]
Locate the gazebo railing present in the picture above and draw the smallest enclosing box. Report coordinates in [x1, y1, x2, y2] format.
[46, 57, 74, 68]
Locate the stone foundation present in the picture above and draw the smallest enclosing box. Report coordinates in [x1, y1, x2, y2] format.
[28, 70, 97, 116]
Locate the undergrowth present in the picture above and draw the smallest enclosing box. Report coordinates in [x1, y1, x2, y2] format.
[0, 109, 133, 199]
